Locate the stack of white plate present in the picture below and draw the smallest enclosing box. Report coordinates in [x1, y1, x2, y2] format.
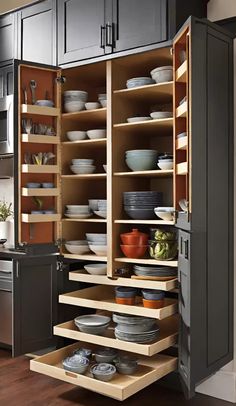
[86, 233, 107, 256]
[94, 199, 107, 219]
[65, 205, 92, 219]
[64, 90, 88, 113]
[70, 158, 96, 174]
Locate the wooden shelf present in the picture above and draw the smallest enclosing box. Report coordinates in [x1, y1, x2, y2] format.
[22, 134, 60, 144]
[113, 82, 173, 102]
[176, 162, 188, 175]
[62, 218, 106, 223]
[114, 219, 175, 225]
[21, 104, 60, 116]
[176, 61, 187, 83]
[62, 107, 106, 123]
[61, 173, 106, 179]
[176, 136, 187, 150]
[30, 342, 177, 401]
[54, 316, 178, 356]
[114, 169, 173, 178]
[21, 213, 60, 223]
[62, 253, 107, 262]
[115, 258, 178, 267]
[62, 138, 106, 147]
[22, 187, 59, 197]
[69, 270, 178, 291]
[113, 118, 173, 135]
[59, 286, 178, 319]
[176, 101, 187, 118]
[21, 164, 59, 174]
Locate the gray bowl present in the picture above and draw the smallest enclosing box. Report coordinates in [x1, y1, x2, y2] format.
[115, 286, 137, 298]
[125, 157, 157, 171]
[75, 322, 110, 335]
[73, 347, 92, 359]
[41, 182, 54, 188]
[94, 347, 118, 363]
[125, 207, 156, 220]
[91, 363, 116, 382]
[116, 363, 138, 375]
[63, 355, 89, 374]
[141, 289, 165, 300]
[26, 182, 41, 188]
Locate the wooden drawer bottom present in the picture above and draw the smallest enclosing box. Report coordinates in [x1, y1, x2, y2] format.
[30, 342, 177, 401]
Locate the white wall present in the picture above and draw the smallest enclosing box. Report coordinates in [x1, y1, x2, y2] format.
[196, 1, 236, 402]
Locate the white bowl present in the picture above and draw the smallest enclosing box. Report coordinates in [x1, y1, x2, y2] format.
[154, 208, 174, 221]
[103, 165, 107, 172]
[94, 210, 107, 219]
[72, 159, 94, 165]
[65, 243, 90, 255]
[86, 233, 107, 242]
[66, 131, 87, 141]
[150, 111, 173, 119]
[65, 213, 92, 219]
[85, 102, 101, 110]
[70, 165, 96, 174]
[84, 263, 107, 275]
[150, 66, 173, 83]
[89, 245, 107, 256]
[88, 199, 99, 211]
[35, 99, 54, 107]
[87, 129, 106, 139]
[127, 117, 152, 123]
[66, 205, 90, 212]
[99, 99, 107, 107]
[157, 161, 173, 170]
[64, 101, 85, 113]
[66, 240, 88, 245]
[64, 90, 88, 98]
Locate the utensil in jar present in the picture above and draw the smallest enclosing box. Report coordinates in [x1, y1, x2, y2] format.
[30, 80, 37, 104]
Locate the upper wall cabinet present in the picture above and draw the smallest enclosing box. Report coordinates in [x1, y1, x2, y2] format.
[112, 0, 167, 53]
[58, 0, 107, 65]
[17, 0, 56, 65]
[0, 14, 16, 67]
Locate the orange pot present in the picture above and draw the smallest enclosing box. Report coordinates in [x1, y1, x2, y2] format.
[120, 229, 149, 245]
[115, 297, 135, 305]
[120, 244, 147, 258]
[142, 298, 165, 309]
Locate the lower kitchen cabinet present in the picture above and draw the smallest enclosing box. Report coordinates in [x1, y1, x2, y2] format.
[13, 255, 58, 356]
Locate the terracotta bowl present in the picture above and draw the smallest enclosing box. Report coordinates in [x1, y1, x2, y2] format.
[120, 244, 147, 258]
[142, 298, 165, 309]
[115, 297, 136, 305]
[120, 229, 149, 245]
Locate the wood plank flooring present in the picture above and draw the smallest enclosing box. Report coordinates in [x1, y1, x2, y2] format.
[0, 349, 231, 406]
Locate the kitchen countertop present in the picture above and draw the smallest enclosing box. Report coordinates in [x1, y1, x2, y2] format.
[0, 246, 58, 259]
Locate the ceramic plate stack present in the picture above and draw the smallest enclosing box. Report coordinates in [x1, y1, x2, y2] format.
[126, 77, 155, 89]
[64, 90, 88, 113]
[123, 191, 163, 220]
[70, 158, 96, 174]
[113, 313, 160, 343]
[133, 265, 177, 279]
[65, 205, 92, 219]
[74, 314, 111, 335]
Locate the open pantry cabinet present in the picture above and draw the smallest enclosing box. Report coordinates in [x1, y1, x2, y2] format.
[14, 16, 233, 401]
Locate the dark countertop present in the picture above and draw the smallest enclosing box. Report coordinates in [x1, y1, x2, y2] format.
[0, 247, 58, 260]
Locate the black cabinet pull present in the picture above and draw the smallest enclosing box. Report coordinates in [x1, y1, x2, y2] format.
[184, 239, 189, 259]
[100, 25, 105, 49]
[106, 22, 114, 47]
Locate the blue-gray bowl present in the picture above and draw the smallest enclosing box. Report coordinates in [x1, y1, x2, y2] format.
[141, 289, 165, 300]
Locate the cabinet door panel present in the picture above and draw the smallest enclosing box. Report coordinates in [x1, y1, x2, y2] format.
[113, 0, 167, 52]
[0, 14, 15, 66]
[13, 256, 58, 356]
[18, 0, 56, 65]
[58, 0, 106, 65]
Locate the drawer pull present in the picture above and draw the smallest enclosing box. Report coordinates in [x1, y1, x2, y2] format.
[65, 371, 78, 378]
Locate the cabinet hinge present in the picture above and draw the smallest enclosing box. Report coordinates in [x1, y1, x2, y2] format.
[170, 47, 174, 56]
[55, 76, 66, 84]
[55, 238, 65, 247]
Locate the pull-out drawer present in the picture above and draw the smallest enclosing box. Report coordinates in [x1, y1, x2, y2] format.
[59, 285, 178, 320]
[30, 342, 177, 401]
[54, 315, 178, 357]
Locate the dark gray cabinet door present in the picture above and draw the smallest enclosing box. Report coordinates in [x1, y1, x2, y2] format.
[17, 0, 56, 65]
[0, 14, 16, 66]
[13, 256, 58, 356]
[0, 65, 13, 98]
[112, 0, 167, 53]
[58, 0, 106, 65]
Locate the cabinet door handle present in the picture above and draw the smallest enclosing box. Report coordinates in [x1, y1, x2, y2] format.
[184, 239, 189, 260]
[106, 22, 114, 47]
[16, 263, 19, 278]
[100, 25, 105, 49]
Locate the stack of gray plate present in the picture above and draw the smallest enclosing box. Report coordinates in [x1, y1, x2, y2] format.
[123, 191, 163, 220]
[126, 77, 155, 89]
[113, 313, 159, 343]
[133, 265, 177, 278]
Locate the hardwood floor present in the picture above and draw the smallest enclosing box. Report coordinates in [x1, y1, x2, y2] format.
[0, 349, 231, 406]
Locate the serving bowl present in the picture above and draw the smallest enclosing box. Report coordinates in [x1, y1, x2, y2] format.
[157, 161, 173, 170]
[64, 101, 85, 113]
[87, 129, 106, 139]
[89, 244, 107, 256]
[72, 159, 94, 165]
[86, 233, 107, 242]
[65, 241, 90, 254]
[84, 263, 107, 275]
[62, 354, 89, 374]
[70, 165, 96, 174]
[73, 347, 92, 359]
[154, 207, 175, 221]
[124, 207, 157, 220]
[64, 90, 88, 101]
[35, 99, 54, 107]
[125, 156, 157, 171]
[74, 314, 111, 335]
[94, 348, 118, 363]
[66, 205, 90, 213]
[85, 102, 100, 110]
[150, 66, 173, 83]
[114, 355, 138, 375]
[141, 289, 165, 300]
[91, 363, 116, 382]
[120, 244, 147, 258]
[66, 131, 87, 141]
